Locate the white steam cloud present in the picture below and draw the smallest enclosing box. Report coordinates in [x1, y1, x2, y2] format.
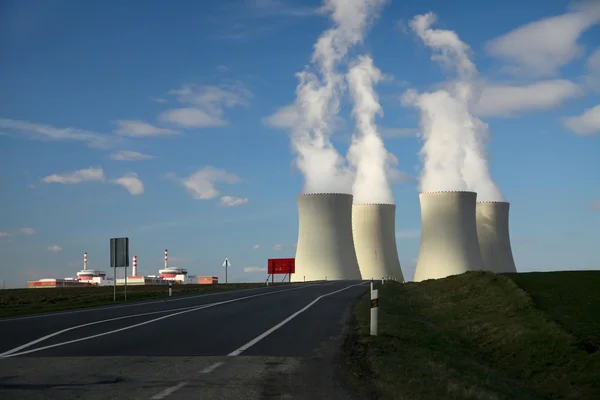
[275, 0, 387, 194]
[346, 55, 395, 204]
[404, 12, 504, 202]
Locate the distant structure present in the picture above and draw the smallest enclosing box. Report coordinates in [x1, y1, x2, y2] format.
[414, 191, 484, 281]
[476, 201, 517, 273]
[76, 251, 107, 283]
[27, 249, 218, 288]
[158, 248, 198, 284]
[132, 255, 138, 276]
[352, 204, 404, 282]
[293, 193, 362, 281]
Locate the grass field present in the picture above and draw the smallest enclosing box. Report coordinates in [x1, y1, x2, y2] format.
[0, 282, 277, 318]
[344, 270, 600, 400]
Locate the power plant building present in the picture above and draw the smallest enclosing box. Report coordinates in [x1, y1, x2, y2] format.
[475, 201, 517, 273]
[293, 193, 362, 282]
[352, 203, 404, 282]
[414, 191, 484, 282]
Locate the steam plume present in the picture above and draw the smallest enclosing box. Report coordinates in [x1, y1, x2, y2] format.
[346, 55, 395, 204]
[404, 12, 504, 201]
[279, 0, 387, 194]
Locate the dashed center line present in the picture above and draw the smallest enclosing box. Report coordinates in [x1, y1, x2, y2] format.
[150, 382, 189, 399]
[200, 361, 224, 374]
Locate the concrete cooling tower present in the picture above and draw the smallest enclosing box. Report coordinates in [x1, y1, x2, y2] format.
[293, 193, 362, 282]
[414, 191, 484, 282]
[476, 201, 517, 273]
[352, 204, 404, 282]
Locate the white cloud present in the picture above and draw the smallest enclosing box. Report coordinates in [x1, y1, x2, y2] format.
[588, 48, 600, 73]
[174, 166, 241, 200]
[220, 196, 249, 206]
[111, 172, 145, 196]
[216, 65, 229, 72]
[153, 98, 167, 103]
[253, 244, 260, 249]
[0, 232, 8, 238]
[474, 80, 583, 117]
[159, 108, 226, 128]
[19, 228, 35, 235]
[0, 118, 112, 149]
[244, 266, 267, 273]
[42, 167, 106, 184]
[563, 104, 600, 135]
[47, 245, 63, 253]
[110, 150, 155, 161]
[27, 184, 36, 189]
[396, 229, 421, 239]
[263, 104, 299, 129]
[273, 244, 283, 251]
[409, 12, 476, 79]
[485, 2, 600, 77]
[159, 83, 253, 128]
[113, 120, 178, 137]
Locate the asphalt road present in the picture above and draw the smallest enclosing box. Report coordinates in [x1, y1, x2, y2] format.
[0, 280, 369, 399]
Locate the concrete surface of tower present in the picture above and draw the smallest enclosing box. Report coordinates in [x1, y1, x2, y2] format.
[352, 204, 404, 282]
[293, 193, 362, 282]
[414, 191, 484, 281]
[476, 201, 517, 273]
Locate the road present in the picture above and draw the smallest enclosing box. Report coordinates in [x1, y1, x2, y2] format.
[0, 280, 369, 399]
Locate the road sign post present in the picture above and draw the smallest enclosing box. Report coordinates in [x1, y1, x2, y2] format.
[110, 237, 129, 302]
[222, 258, 231, 285]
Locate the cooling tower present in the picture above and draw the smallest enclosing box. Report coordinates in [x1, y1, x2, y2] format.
[293, 193, 362, 282]
[476, 201, 517, 273]
[414, 191, 484, 282]
[352, 204, 404, 282]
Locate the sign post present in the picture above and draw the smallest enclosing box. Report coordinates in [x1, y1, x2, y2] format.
[267, 258, 295, 284]
[110, 237, 129, 302]
[222, 258, 231, 285]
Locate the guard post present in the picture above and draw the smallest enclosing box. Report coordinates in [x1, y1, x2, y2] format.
[370, 285, 379, 336]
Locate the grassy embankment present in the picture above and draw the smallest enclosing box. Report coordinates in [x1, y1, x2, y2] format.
[0, 282, 279, 318]
[344, 270, 600, 399]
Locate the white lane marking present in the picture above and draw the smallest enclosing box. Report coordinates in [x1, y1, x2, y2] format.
[0, 303, 209, 357]
[150, 381, 189, 399]
[0, 282, 328, 322]
[0, 283, 325, 358]
[200, 361, 224, 374]
[227, 282, 368, 356]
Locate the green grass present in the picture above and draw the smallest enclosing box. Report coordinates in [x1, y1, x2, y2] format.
[344, 271, 600, 400]
[0, 282, 279, 318]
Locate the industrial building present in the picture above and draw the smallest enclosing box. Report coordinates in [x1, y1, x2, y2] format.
[293, 193, 362, 282]
[352, 203, 404, 282]
[476, 201, 517, 273]
[27, 250, 218, 288]
[414, 191, 484, 282]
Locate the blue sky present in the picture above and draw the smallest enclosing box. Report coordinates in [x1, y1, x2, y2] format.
[0, 0, 599, 288]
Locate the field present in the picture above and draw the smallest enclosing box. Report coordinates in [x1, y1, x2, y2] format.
[344, 270, 600, 400]
[0, 282, 277, 318]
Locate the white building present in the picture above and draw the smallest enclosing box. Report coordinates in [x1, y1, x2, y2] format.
[414, 191, 484, 282]
[352, 203, 404, 282]
[293, 193, 362, 282]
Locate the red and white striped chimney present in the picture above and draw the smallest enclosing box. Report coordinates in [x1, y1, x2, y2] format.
[164, 249, 168, 269]
[84, 252, 88, 270]
[132, 256, 138, 276]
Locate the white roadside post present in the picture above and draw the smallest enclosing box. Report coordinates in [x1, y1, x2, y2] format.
[168, 281, 172, 297]
[370, 285, 379, 336]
